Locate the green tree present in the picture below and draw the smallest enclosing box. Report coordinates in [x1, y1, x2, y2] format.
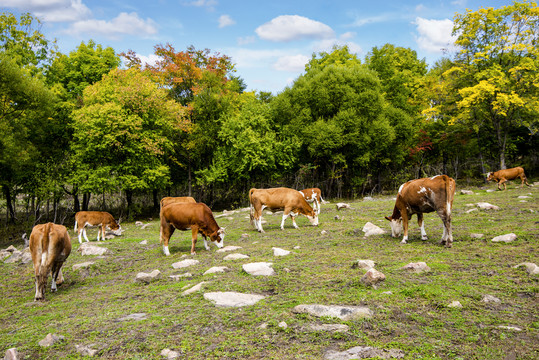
[71, 68, 190, 217]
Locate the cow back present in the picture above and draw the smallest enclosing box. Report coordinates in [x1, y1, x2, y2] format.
[30, 223, 71, 265]
[161, 202, 219, 233]
[160, 196, 197, 208]
[250, 187, 314, 212]
[395, 175, 455, 215]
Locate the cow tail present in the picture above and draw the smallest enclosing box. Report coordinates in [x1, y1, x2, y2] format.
[444, 175, 454, 213]
[248, 188, 256, 224]
[74, 220, 78, 232]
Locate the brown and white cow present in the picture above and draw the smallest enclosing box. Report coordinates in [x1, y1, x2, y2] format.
[486, 166, 530, 190]
[74, 211, 122, 243]
[29, 223, 71, 301]
[299, 188, 325, 215]
[160, 196, 196, 208]
[160, 202, 225, 256]
[385, 175, 456, 247]
[249, 187, 318, 232]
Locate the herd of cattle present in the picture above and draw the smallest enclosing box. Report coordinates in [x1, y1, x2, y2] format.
[26, 166, 531, 301]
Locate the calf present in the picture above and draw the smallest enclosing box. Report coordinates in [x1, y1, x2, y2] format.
[74, 211, 122, 243]
[486, 166, 530, 190]
[249, 187, 318, 232]
[160, 196, 196, 208]
[385, 175, 456, 247]
[29, 223, 71, 301]
[160, 202, 225, 256]
[299, 188, 325, 215]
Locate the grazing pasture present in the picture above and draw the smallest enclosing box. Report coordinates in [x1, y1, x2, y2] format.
[0, 185, 537, 359]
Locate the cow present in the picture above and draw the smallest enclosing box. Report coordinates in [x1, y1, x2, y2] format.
[249, 187, 319, 233]
[160, 202, 225, 256]
[74, 211, 122, 244]
[299, 187, 325, 215]
[385, 175, 456, 247]
[486, 166, 530, 190]
[29, 223, 71, 301]
[160, 196, 197, 208]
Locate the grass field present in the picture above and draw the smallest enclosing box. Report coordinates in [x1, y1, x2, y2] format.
[0, 184, 538, 359]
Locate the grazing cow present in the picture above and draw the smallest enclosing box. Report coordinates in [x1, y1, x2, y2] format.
[160, 196, 196, 208]
[385, 175, 456, 247]
[74, 211, 122, 243]
[249, 187, 319, 233]
[29, 223, 71, 301]
[160, 202, 224, 256]
[299, 188, 325, 215]
[486, 166, 530, 190]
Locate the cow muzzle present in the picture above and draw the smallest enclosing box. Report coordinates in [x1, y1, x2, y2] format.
[307, 215, 319, 226]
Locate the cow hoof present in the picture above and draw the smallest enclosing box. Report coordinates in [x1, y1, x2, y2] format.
[400, 240, 407, 244]
[422, 236, 428, 241]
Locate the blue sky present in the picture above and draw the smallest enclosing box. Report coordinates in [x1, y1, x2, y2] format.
[1, 0, 510, 94]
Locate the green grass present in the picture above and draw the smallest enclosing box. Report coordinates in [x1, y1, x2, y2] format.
[0, 184, 538, 359]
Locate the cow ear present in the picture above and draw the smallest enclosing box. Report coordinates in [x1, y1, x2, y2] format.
[385, 216, 391, 221]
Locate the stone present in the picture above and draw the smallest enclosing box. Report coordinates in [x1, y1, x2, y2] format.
[161, 348, 180, 359]
[303, 324, 349, 333]
[135, 221, 143, 226]
[401, 262, 430, 273]
[292, 304, 373, 320]
[223, 253, 249, 261]
[75, 344, 99, 357]
[243, 262, 275, 276]
[476, 202, 500, 210]
[20, 250, 32, 264]
[0, 251, 11, 261]
[352, 259, 375, 270]
[182, 281, 206, 296]
[272, 247, 290, 256]
[486, 189, 495, 193]
[513, 262, 539, 275]
[77, 243, 111, 256]
[336, 203, 351, 210]
[470, 233, 484, 239]
[363, 196, 374, 201]
[293, 245, 300, 250]
[461, 190, 474, 195]
[203, 266, 229, 275]
[141, 224, 151, 229]
[139, 240, 148, 245]
[73, 261, 95, 271]
[324, 346, 405, 359]
[169, 273, 192, 281]
[334, 215, 340, 220]
[203, 292, 266, 307]
[466, 208, 478, 213]
[321, 230, 328, 235]
[497, 325, 522, 331]
[448, 301, 463, 308]
[240, 233, 250, 239]
[481, 294, 501, 303]
[38, 333, 65, 347]
[116, 313, 147, 321]
[171, 259, 199, 269]
[216, 245, 242, 253]
[518, 195, 531, 199]
[5, 245, 17, 252]
[360, 268, 386, 287]
[4, 250, 22, 263]
[135, 270, 161, 283]
[278, 321, 287, 329]
[491, 233, 517, 243]
[4, 348, 19, 360]
[362, 222, 385, 236]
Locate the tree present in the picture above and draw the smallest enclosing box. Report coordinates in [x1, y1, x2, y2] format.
[71, 68, 190, 217]
[431, 1, 539, 170]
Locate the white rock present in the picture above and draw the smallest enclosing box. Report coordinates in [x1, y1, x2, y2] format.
[362, 222, 385, 236]
[161, 348, 180, 359]
[466, 208, 478, 213]
[482, 294, 501, 303]
[139, 240, 148, 245]
[401, 262, 430, 272]
[4, 250, 22, 263]
[304, 324, 349, 333]
[216, 245, 242, 253]
[182, 281, 206, 296]
[203, 266, 229, 275]
[243, 262, 275, 276]
[518, 195, 531, 199]
[325, 346, 404, 360]
[461, 190, 474, 195]
[135, 270, 161, 283]
[75, 344, 99, 357]
[203, 292, 266, 307]
[336, 203, 351, 210]
[4, 348, 19, 360]
[363, 196, 374, 201]
[5, 245, 17, 252]
[497, 325, 522, 331]
[169, 273, 192, 281]
[171, 259, 199, 269]
[476, 202, 500, 210]
[360, 268, 386, 287]
[72, 261, 95, 271]
[77, 243, 111, 256]
[272, 247, 291, 256]
[135, 221, 144, 226]
[513, 262, 539, 275]
[320, 230, 328, 235]
[293, 245, 301, 249]
[353, 259, 375, 270]
[491, 233, 517, 243]
[486, 189, 495, 193]
[278, 321, 288, 329]
[470, 233, 484, 239]
[292, 304, 373, 320]
[117, 313, 147, 321]
[38, 333, 64, 347]
[448, 301, 463, 308]
[223, 253, 249, 261]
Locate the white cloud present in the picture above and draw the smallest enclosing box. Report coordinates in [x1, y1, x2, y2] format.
[312, 32, 363, 56]
[273, 54, 309, 72]
[136, 53, 161, 67]
[351, 14, 391, 27]
[184, 0, 217, 10]
[256, 15, 335, 42]
[218, 14, 235, 28]
[68, 12, 158, 39]
[237, 36, 255, 45]
[0, 0, 91, 22]
[414, 17, 458, 53]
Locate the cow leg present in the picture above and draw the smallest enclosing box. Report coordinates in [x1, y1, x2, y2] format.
[77, 229, 83, 244]
[191, 227, 199, 255]
[203, 234, 210, 251]
[291, 214, 299, 229]
[51, 262, 62, 292]
[82, 226, 90, 242]
[438, 210, 453, 247]
[314, 198, 320, 215]
[253, 207, 265, 233]
[280, 212, 288, 230]
[418, 213, 428, 240]
[160, 224, 175, 256]
[401, 213, 409, 244]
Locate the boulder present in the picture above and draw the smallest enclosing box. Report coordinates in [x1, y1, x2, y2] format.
[75, 344, 99, 357]
[135, 270, 161, 283]
[466, 208, 478, 213]
[182, 281, 206, 296]
[161, 348, 180, 359]
[352, 259, 375, 270]
[482, 294, 501, 303]
[4, 348, 19, 360]
[476, 202, 500, 210]
[272, 247, 291, 256]
[335, 203, 351, 210]
[223, 253, 249, 261]
[5, 245, 17, 252]
[216, 245, 242, 253]
[470, 233, 484, 239]
[448, 301, 463, 308]
[461, 190, 474, 195]
[363, 196, 374, 201]
[73, 261, 95, 271]
[491, 233, 517, 243]
[77, 243, 111, 256]
[303, 324, 349, 333]
[401, 262, 430, 273]
[292, 304, 373, 320]
[38, 333, 65, 347]
[4, 250, 22, 263]
[513, 262, 539, 275]
[362, 222, 385, 236]
[169, 273, 192, 281]
[324, 346, 404, 359]
[243, 262, 275, 276]
[518, 195, 531, 199]
[171, 259, 199, 269]
[360, 268, 386, 287]
[116, 313, 148, 321]
[203, 292, 266, 307]
[203, 266, 229, 275]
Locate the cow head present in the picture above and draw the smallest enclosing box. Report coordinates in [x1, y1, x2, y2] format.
[305, 211, 319, 226]
[385, 216, 403, 237]
[486, 172, 493, 181]
[209, 227, 225, 248]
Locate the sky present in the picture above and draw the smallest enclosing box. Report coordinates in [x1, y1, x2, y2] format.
[1, 0, 511, 94]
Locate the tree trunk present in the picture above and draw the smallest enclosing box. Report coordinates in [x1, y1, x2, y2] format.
[126, 190, 133, 219]
[2, 185, 16, 224]
[82, 193, 91, 211]
[188, 161, 192, 197]
[152, 189, 159, 211]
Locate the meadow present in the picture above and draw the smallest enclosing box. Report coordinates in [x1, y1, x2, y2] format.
[0, 184, 537, 359]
